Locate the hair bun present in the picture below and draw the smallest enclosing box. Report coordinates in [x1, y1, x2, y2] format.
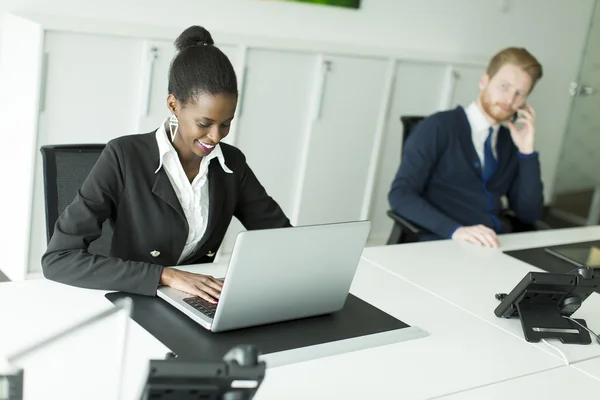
[174, 25, 215, 52]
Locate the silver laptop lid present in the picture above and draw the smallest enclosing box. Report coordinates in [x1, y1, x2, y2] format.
[212, 221, 371, 332]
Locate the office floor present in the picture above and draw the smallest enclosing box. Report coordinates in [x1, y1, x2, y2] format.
[551, 188, 599, 225]
[542, 208, 578, 229]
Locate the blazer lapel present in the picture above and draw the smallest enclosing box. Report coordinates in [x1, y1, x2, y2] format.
[455, 107, 483, 179]
[199, 160, 226, 246]
[152, 169, 186, 219]
[151, 169, 189, 264]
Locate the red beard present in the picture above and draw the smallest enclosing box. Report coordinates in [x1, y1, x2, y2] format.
[480, 91, 514, 122]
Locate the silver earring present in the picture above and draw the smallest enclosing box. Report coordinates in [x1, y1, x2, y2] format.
[169, 114, 179, 142]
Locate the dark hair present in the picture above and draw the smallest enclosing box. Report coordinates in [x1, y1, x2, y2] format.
[168, 25, 238, 104]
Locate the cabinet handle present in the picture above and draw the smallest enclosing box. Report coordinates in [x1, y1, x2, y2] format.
[39, 52, 49, 113]
[142, 46, 159, 116]
[569, 82, 596, 97]
[439, 65, 459, 110]
[237, 66, 249, 118]
[314, 60, 331, 121]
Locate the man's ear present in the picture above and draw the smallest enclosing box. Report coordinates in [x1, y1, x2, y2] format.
[479, 73, 490, 91]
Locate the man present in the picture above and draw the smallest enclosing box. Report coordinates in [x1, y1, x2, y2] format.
[388, 47, 544, 248]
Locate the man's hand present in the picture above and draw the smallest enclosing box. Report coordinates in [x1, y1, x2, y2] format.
[508, 103, 536, 155]
[160, 268, 224, 303]
[452, 225, 499, 248]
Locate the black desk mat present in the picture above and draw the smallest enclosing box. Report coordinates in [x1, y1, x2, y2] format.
[105, 292, 409, 361]
[505, 239, 600, 294]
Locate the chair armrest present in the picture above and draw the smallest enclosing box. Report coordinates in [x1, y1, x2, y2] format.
[534, 220, 551, 230]
[499, 208, 551, 231]
[386, 210, 424, 235]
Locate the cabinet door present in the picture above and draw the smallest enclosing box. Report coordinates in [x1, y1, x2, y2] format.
[367, 61, 447, 244]
[450, 65, 485, 108]
[136, 40, 240, 134]
[294, 55, 389, 226]
[136, 40, 176, 133]
[0, 14, 45, 280]
[28, 31, 143, 274]
[216, 44, 242, 146]
[219, 48, 317, 254]
[38, 31, 143, 144]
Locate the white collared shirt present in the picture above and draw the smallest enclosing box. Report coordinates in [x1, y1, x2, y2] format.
[465, 101, 500, 168]
[155, 120, 232, 264]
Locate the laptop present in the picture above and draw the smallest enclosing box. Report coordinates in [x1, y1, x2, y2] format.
[157, 221, 371, 332]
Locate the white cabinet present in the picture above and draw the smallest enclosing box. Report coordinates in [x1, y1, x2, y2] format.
[235, 49, 316, 215]
[28, 31, 144, 274]
[368, 62, 448, 243]
[294, 55, 390, 226]
[0, 14, 45, 281]
[219, 48, 318, 253]
[136, 40, 176, 133]
[38, 31, 143, 144]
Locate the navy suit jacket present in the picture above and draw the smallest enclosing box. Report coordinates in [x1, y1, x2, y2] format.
[388, 106, 544, 239]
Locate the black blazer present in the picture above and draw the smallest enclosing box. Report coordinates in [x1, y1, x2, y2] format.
[41, 132, 291, 296]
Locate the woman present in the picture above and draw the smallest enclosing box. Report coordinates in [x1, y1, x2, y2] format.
[41, 25, 291, 303]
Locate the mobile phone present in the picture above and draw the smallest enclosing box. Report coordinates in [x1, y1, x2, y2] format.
[511, 105, 526, 128]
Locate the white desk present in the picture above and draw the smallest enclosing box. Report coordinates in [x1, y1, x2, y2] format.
[255, 260, 565, 399]
[437, 365, 600, 399]
[499, 225, 600, 251]
[0, 260, 567, 400]
[362, 226, 600, 365]
[0, 279, 169, 400]
[573, 357, 600, 382]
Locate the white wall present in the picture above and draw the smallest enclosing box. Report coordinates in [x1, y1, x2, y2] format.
[0, 0, 596, 265]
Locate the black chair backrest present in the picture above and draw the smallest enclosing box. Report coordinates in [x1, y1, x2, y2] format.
[400, 115, 426, 152]
[40, 144, 112, 256]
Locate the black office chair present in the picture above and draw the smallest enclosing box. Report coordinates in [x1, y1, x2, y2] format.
[40, 144, 112, 256]
[399, 116, 425, 151]
[386, 116, 550, 245]
[386, 116, 427, 244]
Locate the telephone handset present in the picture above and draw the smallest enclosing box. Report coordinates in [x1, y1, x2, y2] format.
[511, 105, 527, 129]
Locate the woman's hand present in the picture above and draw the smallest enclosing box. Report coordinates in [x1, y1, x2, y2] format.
[160, 268, 223, 303]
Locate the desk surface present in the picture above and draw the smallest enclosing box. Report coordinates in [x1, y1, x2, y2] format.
[2, 227, 600, 399]
[496, 225, 600, 252]
[1, 260, 565, 400]
[438, 365, 600, 399]
[362, 226, 600, 365]
[573, 357, 600, 382]
[254, 260, 564, 399]
[0, 279, 169, 400]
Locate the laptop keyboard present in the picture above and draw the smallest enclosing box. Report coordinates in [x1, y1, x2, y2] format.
[183, 296, 217, 318]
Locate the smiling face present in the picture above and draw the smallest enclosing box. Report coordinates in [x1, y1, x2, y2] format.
[478, 63, 533, 123]
[167, 92, 237, 160]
